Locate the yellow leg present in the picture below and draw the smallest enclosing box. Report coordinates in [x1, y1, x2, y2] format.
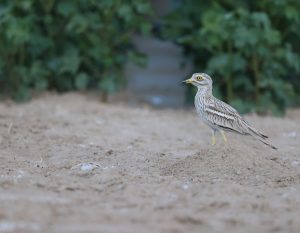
[211, 130, 216, 146]
[221, 130, 227, 143]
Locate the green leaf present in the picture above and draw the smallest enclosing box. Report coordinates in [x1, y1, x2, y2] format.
[99, 75, 118, 93]
[230, 99, 253, 114]
[140, 22, 152, 35]
[5, 19, 31, 44]
[59, 49, 81, 75]
[75, 73, 89, 90]
[34, 79, 48, 90]
[207, 54, 230, 73]
[19, 0, 33, 11]
[117, 5, 132, 22]
[135, 2, 152, 14]
[14, 86, 31, 102]
[128, 51, 147, 67]
[66, 14, 88, 33]
[47, 58, 62, 72]
[57, 1, 77, 16]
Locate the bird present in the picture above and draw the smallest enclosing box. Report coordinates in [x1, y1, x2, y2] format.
[183, 73, 277, 150]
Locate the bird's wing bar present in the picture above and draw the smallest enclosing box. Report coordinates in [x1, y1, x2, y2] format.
[216, 124, 247, 135]
[204, 106, 245, 134]
[204, 97, 249, 134]
[208, 98, 269, 139]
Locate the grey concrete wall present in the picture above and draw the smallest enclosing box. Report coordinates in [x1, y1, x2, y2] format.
[125, 36, 192, 107]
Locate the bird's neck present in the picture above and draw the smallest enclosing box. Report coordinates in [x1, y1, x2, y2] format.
[196, 86, 212, 97]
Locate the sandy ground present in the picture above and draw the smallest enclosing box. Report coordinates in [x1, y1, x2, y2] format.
[0, 93, 299, 233]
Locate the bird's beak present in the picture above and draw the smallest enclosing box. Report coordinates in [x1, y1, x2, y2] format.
[182, 78, 193, 84]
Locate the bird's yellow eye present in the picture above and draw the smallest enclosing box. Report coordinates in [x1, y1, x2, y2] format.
[196, 76, 203, 81]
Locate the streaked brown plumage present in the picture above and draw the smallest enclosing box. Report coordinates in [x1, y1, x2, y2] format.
[183, 73, 277, 149]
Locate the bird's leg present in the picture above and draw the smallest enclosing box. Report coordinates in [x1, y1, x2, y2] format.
[221, 130, 227, 143]
[211, 129, 216, 146]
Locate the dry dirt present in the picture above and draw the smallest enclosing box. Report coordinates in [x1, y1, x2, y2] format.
[0, 93, 299, 233]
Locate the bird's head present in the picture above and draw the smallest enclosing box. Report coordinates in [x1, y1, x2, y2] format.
[183, 73, 213, 88]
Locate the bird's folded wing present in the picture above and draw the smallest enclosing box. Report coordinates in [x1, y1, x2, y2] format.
[204, 98, 247, 134]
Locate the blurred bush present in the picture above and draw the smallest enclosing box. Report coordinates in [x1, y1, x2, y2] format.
[163, 0, 300, 115]
[0, 0, 153, 101]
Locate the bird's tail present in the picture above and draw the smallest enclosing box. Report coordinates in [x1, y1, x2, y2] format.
[243, 121, 277, 150]
[256, 136, 277, 150]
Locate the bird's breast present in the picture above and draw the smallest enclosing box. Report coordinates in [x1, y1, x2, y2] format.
[194, 95, 206, 116]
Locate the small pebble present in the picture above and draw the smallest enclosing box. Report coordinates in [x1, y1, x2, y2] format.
[291, 160, 300, 167]
[283, 132, 297, 138]
[80, 163, 99, 171]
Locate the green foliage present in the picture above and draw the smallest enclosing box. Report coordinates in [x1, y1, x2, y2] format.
[163, 0, 300, 115]
[0, 0, 153, 101]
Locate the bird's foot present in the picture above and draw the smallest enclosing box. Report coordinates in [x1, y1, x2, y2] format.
[221, 131, 227, 143]
[211, 135, 216, 146]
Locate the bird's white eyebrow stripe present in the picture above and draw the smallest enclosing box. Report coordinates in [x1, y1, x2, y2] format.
[205, 108, 235, 120]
